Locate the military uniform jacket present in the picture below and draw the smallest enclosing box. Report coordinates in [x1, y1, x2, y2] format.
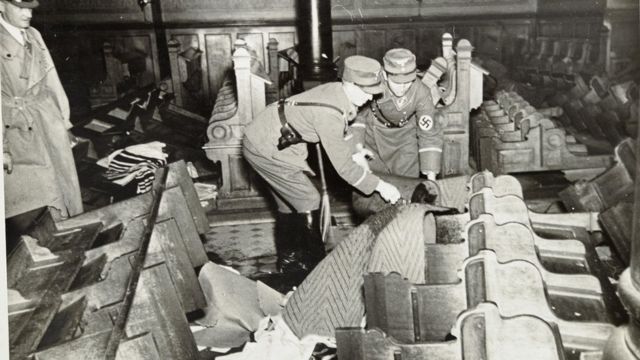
[243, 82, 380, 195]
[1, 24, 83, 218]
[351, 80, 443, 177]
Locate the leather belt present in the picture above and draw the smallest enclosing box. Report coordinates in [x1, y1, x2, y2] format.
[370, 101, 411, 128]
[2, 89, 48, 110]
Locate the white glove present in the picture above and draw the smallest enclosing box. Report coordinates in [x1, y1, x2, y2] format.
[375, 180, 401, 204]
[352, 145, 374, 173]
[422, 171, 436, 181]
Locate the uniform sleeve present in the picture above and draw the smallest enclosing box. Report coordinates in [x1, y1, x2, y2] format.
[349, 109, 367, 149]
[315, 112, 380, 195]
[415, 86, 444, 174]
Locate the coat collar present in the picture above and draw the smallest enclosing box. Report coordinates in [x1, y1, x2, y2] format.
[0, 15, 25, 45]
[0, 22, 22, 48]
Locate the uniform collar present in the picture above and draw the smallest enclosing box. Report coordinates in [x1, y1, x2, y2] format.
[378, 80, 417, 110]
[0, 14, 25, 45]
[337, 82, 358, 121]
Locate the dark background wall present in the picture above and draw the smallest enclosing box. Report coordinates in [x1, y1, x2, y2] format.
[29, 0, 637, 117]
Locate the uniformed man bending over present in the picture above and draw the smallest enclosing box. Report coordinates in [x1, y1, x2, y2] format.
[350, 48, 444, 180]
[242, 55, 401, 273]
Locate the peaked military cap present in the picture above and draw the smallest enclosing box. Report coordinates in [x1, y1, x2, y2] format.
[2, 0, 39, 8]
[383, 48, 417, 83]
[342, 55, 384, 94]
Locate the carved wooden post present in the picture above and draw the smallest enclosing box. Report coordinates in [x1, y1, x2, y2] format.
[547, 40, 562, 69]
[534, 38, 551, 66]
[522, 36, 537, 65]
[440, 39, 473, 176]
[233, 43, 252, 125]
[441, 33, 457, 106]
[562, 40, 577, 71]
[167, 39, 183, 107]
[268, 38, 280, 93]
[575, 41, 592, 72]
[565, 40, 577, 61]
[442, 33, 454, 59]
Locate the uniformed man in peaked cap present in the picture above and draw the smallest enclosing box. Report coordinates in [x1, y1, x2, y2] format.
[243, 55, 401, 274]
[350, 48, 444, 180]
[1, 0, 83, 248]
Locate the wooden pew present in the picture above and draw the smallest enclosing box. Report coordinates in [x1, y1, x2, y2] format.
[559, 138, 636, 212]
[33, 264, 199, 360]
[7, 163, 207, 359]
[336, 302, 565, 360]
[203, 40, 285, 209]
[361, 257, 614, 353]
[472, 98, 611, 175]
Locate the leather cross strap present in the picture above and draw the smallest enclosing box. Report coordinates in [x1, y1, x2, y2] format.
[283, 100, 345, 116]
[276, 99, 346, 150]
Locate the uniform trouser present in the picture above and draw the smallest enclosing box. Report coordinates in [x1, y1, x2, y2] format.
[243, 139, 320, 213]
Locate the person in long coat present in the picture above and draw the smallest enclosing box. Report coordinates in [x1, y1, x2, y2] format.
[243, 55, 401, 273]
[1, 0, 83, 236]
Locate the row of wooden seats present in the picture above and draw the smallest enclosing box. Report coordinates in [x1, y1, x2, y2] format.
[545, 74, 638, 151]
[471, 90, 612, 174]
[503, 35, 638, 152]
[337, 171, 625, 359]
[7, 161, 209, 360]
[505, 36, 601, 107]
[515, 37, 604, 83]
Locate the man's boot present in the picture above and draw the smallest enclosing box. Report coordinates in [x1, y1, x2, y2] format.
[298, 210, 327, 270]
[274, 212, 309, 273]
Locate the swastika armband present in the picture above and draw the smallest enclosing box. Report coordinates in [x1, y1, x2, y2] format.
[418, 115, 434, 131]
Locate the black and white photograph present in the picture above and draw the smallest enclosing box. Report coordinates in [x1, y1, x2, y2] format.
[1, 0, 639, 359]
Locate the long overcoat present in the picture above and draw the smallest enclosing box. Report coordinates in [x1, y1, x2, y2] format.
[1, 25, 83, 218]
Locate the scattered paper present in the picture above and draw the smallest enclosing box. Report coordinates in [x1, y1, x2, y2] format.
[84, 119, 114, 133]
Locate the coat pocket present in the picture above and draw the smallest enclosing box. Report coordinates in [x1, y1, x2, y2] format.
[5, 126, 48, 167]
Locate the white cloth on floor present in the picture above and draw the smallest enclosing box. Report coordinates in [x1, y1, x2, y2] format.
[192, 262, 284, 349]
[217, 315, 335, 360]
